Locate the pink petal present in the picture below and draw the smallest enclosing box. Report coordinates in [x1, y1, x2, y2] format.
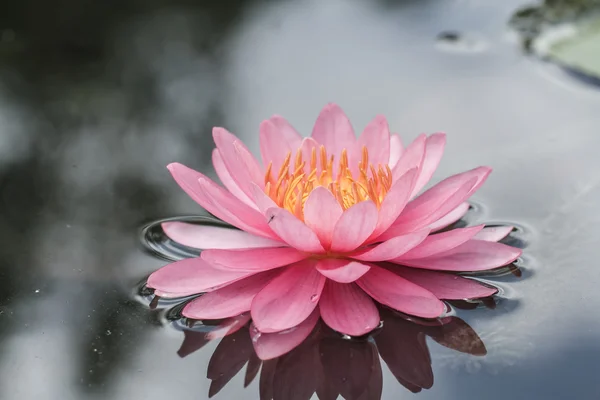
[357, 265, 445, 318]
[352, 229, 430, 262]
[299, 137, 320, 174]
[265, 207, 325, 253]
[393, 266, 498, 299]
[330, 201, 378, 253]
[391, 134, 426, 183]
[319, 281, 380, 336]
[395, 240, 522, 271]
[390, 169, 488, 235]
[411, 133, 446, 198]
[429, 202, 470, 232]
[316, 259, 371, 283]
[166, 163, 272, 237]
[251, 260, 326, 333]
[259, 117, 302, 173]
[251, 308, 320, 360]
[147, 258, 253, 298]
[162, 222, 283, 250]
[212, 149, 256, 208]
[398, 167, 491, 229]
[213, 127, 265, 195]
[304, 187, 343, 249]
[388, 133, 404, 168]
[473, 226, 513, 242]
[369, 168, 418, 241]
[351, 114, 390, 170]
[311, 103, 356, 160]
[183, 271, 278, 319]
[205, 314, 251, 340]
[249, 183, 278, 214]
[201, 247, 307, 272]
[396, 225, 485, 260]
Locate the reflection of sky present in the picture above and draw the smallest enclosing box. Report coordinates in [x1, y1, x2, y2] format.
[1, 0, 600, 398]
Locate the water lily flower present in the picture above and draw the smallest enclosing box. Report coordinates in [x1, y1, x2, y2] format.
[147, 103, 522, 337]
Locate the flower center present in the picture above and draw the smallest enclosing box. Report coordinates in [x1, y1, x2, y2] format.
[264, 145, 392, 220]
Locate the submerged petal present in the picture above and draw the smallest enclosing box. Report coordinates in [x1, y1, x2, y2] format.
[395, 240, 522, 271]
[251, 260, 326, 333]
[357, 265, 445, 318]
[147, 257, 252, 298]
[162, 222, 283, 250]
[319, 281, 380, 336]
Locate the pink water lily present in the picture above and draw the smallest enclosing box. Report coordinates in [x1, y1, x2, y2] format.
[147, 103, 522, 337]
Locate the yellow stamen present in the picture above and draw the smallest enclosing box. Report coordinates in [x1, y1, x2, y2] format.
[264, 145, 394, 219]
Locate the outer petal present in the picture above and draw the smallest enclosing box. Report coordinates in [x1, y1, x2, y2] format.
[182, 271, 277, 319]
[304, 187, 343, 249]
[330, 201, 378, 253]
[395, 240, 522, 271]
[369, 168, 418, 241]
[265, 207, 325, 253]
[201, 247, 307, 272]
[212, 149, 256, 208]
[162, 222, 283, 250]
[473, 226, 513, 242]
[311, 103, 356, 160]
[147, 258, 252, 298]
[251, 308, 320, 360]
[183, 271, 279, 319]
[429, 202, 469, 232]
[357, 266, 445, 318]
[352, 229, 430, 262]
[316, 259, 371, 283]
[319, 281, 380, 336]
[411, 133, 446, 198]
[393, 266, 498, 299]
[213, 127, 265, 196]
[166, 163, 273, 237]
[259, 117, 302, 173]
[391, 134, 426, 183]
[396, 225, 485, 260]
[251, 260, 326, 333]
[396, 167, 491, 231]
[388, 133, 404, 168]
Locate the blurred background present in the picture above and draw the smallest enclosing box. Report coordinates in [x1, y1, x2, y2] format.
[0, 0, 600, 399]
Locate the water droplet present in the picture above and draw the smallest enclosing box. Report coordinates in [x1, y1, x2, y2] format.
[34, 289, 40, 294]
[105, 330, 112, 336]
[310, 294, 319, 302]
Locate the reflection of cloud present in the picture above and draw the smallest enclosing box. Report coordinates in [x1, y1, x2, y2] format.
[0, 88, 31, 165]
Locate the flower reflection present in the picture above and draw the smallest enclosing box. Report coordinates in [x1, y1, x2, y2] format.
[175, 308, 486, 399]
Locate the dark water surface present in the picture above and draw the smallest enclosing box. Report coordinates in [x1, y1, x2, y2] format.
[1, 0, 600, 399]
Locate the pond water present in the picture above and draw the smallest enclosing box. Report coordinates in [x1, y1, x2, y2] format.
[1, 0, 600, 399]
